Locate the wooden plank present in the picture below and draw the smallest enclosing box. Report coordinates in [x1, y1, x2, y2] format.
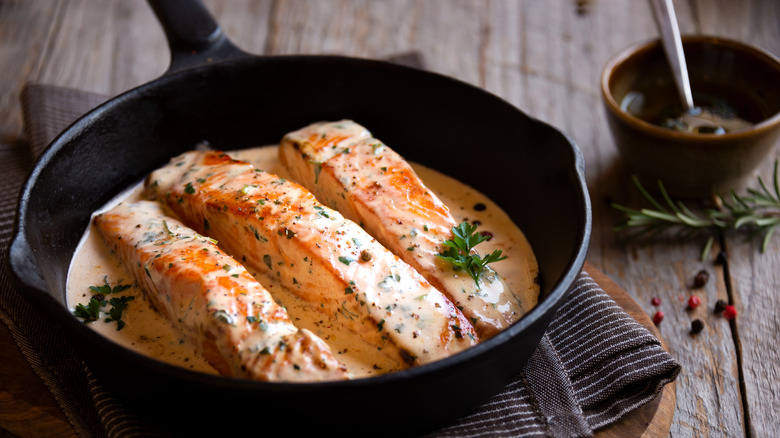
[724, 149, 780, 438]
[0, 322, 76, 438]
[34, 0, 275, 99]
[201, 0, 274, 56]
[0, 0, 64, 143]
[503, 0, 760, 436]
[36, 0, 167, 96]
[481, 3, 747, 434]
[266, 0, 418, 58]
[266, 0, 485, 85]
[689, 2, 780, 436]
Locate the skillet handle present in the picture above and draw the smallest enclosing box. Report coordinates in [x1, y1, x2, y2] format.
[147, 0, 248, 74]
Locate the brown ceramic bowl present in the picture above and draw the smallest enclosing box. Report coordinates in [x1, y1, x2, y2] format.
[601, 35, 780, 198]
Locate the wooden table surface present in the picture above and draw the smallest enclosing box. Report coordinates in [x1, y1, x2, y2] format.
[1, 1, 778, 437]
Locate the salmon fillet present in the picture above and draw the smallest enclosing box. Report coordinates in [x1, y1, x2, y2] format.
[145, 150, 479, 368]
[279, 120, 524, 339]
[93, 200, 349, 382]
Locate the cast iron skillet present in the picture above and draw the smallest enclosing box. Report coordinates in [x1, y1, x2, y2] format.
[8, 0, 591, 435]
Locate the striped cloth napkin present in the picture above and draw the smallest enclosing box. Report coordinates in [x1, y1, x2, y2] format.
[0, 82, 680, 438]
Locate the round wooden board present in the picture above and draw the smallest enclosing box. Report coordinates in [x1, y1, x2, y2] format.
[587, 262, 677, 438]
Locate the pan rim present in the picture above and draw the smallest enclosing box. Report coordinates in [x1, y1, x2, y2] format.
[9, 53, 591, 392]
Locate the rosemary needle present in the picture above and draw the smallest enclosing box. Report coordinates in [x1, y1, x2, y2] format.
[613, 159, 780, 259]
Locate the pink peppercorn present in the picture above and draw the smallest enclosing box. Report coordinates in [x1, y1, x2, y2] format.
[723, 305, 737, 320]
[651, 297, 661, 306]
[687, 295, 701, 310]
[653, 311, 664, 325]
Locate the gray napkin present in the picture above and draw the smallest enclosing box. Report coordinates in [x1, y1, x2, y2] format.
[0, 82, 680, 438]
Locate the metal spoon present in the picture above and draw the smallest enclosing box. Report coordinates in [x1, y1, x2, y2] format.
[649, 0, 694, 110]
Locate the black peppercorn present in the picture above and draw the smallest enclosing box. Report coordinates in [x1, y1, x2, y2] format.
[690, 319, 705, 335]
[693, 270, 709, 288]
[714, 299, 728, 313]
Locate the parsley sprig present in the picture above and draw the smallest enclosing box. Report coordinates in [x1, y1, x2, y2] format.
[74, 277, 135, 330]
[612, 159, 780, 259]
[437, 221, 507, 287]
[105, 296, 135, 330]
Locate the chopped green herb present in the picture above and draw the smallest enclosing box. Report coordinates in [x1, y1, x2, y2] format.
[378, 273, 401, 290]
[88, 276, 132, 295]
[162, 220, 175, 237]
[184, 182, 195, 194]
[311, 161, 323, 184]
[338, 256, 355, 265]
[73, 297, 104, 323]
[105, 296, 135, 330]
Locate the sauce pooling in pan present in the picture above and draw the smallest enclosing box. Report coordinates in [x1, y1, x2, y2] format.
[67, 144, 539, 379]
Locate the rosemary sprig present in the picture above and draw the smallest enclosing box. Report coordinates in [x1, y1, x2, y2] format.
[437, 221, 507, 287]
[612, 159, 780, 259]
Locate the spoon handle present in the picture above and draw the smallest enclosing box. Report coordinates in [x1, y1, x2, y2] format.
[650, 0, 694, 110]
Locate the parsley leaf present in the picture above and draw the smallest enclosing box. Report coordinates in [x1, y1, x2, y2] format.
[73, 297, 104, 323]
[105, 296, 135, 330]
[437, 221, 507, 287]
[77, 278, 135, 330]
[88, 276, 132, 295]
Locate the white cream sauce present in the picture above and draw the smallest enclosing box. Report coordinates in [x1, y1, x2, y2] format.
[67, 145, 539, 379]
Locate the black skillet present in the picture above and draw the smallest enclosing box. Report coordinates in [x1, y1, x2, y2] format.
[8, 0, 591, 435]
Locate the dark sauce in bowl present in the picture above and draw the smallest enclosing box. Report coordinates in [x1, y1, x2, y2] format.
[621, 91, 754, 135]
